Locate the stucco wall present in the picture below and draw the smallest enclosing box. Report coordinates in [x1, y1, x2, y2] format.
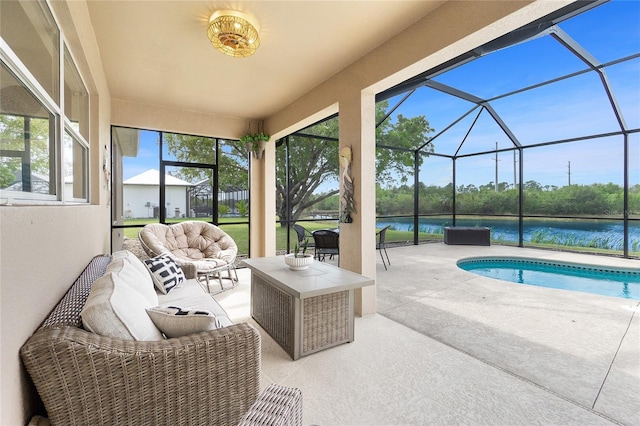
[0, 1, 112, 424]
[111, 99, 251, 140]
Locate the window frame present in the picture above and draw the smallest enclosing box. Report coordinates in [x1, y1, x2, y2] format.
[0, 0, 90, 205]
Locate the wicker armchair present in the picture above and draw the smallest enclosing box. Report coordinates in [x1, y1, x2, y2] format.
[20, 255, 302, 426]
[139, 221, 238, 290]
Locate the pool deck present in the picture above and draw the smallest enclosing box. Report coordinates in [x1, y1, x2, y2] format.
[376, 244, 639, 425]
[216, 244, 640, 425]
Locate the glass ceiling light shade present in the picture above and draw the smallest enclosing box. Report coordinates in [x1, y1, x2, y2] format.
[207, 10, 260, 58]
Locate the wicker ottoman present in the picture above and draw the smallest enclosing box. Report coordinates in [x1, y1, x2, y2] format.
[242, 256, 374, 360]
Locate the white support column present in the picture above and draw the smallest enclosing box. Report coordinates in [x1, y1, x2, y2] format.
[249, 139, 276, 258]
[339, 91, 377, 316]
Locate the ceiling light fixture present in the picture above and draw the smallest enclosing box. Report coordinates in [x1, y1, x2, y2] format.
[207, 10, 260, 58]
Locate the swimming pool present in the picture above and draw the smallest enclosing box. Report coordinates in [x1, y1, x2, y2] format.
[457, 257, 640, 300]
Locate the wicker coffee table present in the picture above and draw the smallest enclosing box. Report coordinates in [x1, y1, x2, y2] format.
[241, 256, 374, 360]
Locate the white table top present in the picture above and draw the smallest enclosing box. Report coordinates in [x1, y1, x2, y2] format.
[241, 256, 374, 299]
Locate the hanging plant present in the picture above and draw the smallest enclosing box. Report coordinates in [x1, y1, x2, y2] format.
[240, 132, 270, 159]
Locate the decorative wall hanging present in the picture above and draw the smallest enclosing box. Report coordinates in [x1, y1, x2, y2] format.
[339, 146, 356, 223]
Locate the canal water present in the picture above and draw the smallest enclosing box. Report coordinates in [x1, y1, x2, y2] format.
[377, 217, 640, 252]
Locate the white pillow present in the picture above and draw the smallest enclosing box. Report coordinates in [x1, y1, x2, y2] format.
[146, 306, 222, 338]
[110, 249, 130, 260]
[106, 257, 158, 306]
[144, 254, 185, 294]
[81, 272, 164, 341]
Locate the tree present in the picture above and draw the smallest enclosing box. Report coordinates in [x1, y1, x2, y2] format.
[376, 110, 434, 186]
[235, 199, 249, 217]
[163, 133, 249, 190]
[276, 102, 435, 225]
[0, 114, 51, 190]
[161, 104, 434, 227]
[276, 117, 340, 225]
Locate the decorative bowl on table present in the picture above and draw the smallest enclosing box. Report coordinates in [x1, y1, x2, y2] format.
[284, 254, 314, 270]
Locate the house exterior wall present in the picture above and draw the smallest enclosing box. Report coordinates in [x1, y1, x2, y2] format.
[0, 1, 112, 424]
[123, 185, 189, 219]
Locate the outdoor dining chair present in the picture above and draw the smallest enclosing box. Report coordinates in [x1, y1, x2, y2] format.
[377, 226, 391, 270]
[312, 229, 339, 266]
[293, 224, 315, 248]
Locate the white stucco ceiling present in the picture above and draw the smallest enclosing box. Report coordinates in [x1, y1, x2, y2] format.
[86, 1, 447, 121]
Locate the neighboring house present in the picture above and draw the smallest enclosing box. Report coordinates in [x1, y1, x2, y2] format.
[218, 185, 249, 216]
[4, 172, 81, 201]
[123, 169, 192, 218]
[188, 179, 249, 217]
[4, 172, 52, 194]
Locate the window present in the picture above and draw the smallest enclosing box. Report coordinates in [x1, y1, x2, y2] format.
[110, 126, 250, 257]
[63, 130, 87, 201]
[64, 47, 89, 140]
[1, 0, 89, 204]
[0, 64, 56, 200]
[0, 0, 59, 103]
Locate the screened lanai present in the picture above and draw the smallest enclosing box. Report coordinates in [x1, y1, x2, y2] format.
[279, 0, 639, 258]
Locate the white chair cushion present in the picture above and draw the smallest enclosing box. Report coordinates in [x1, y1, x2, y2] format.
[81, 272, 164, 341]
[146, 306, 222, 338]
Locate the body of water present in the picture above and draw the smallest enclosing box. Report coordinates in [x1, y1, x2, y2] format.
[377, 217, 640, 252]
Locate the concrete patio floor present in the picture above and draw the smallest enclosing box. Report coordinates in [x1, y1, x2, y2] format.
[214, 244, 639, 425]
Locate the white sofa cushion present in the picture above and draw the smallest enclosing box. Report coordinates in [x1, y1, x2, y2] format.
[158, 294, 233, 328]
[144, 254, 185, 294]
[111, 249, 137, 261]
[157, 278, 209, 302]
[157, 278, 233, 327]
[146, 306, 222, 338]
[106, 255, 158, 306]
[81, 271, 164, 341]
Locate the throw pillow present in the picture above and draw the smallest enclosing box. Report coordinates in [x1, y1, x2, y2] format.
[144, 254, 185, 294]
[81, 272, 164, 341]
[146, 306, 222, 338]
[106, 257, 158, 306]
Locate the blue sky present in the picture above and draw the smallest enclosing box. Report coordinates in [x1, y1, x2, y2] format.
[124, 0, 639, 190]
[390, 0, 639, 189]
[123, 130, 160, 180]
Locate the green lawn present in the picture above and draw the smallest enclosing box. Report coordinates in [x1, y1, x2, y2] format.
[122, 218, 418, 256]
[123, 218, 634, 258]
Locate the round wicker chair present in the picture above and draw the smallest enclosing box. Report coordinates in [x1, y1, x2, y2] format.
[139, 221, 238, 291]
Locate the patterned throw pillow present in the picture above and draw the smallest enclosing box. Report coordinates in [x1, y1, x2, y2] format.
[144, 254, 185, 294]
[146, 306, 222, 338]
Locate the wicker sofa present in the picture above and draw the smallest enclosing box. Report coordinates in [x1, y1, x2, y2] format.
[20, 251, 302, 425]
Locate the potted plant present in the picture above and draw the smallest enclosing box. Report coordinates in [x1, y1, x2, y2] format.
[284, 239, 313, 270]
[240, 132, 270, 159]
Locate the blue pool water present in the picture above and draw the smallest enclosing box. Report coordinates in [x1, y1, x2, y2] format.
[457, 257, 640, 300]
